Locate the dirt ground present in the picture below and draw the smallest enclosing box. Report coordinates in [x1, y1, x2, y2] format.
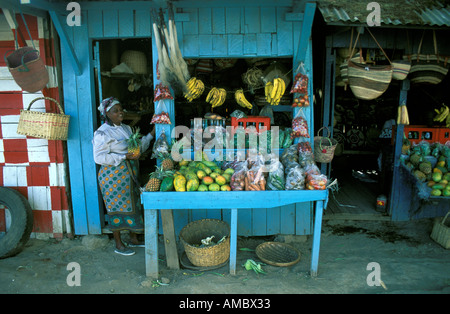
[1, 218, 449, 295]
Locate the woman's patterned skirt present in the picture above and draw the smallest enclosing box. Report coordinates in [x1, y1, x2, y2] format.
[98, 160, 144, 232]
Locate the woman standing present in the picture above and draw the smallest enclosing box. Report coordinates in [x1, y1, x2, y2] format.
[93, 97, 155, 256]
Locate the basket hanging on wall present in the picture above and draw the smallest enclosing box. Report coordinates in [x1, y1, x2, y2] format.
[4, 11, 48, 92]
[17, 97, 70, 140]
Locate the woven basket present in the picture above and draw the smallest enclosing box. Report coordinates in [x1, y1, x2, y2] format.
[348, 61, 393, 100]
[392, 60, 411, 80]
[430, 211, 450, 249]
[256, 242, 301, 267]
[5, 47, 49, 93]
[17, 97, 69, 140]
[120, 50, 147, 74]
[180, 219, 230, 267]
[314, 127, 338, 163]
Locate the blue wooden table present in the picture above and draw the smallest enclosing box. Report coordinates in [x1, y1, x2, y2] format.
[141, 190, 329, 279]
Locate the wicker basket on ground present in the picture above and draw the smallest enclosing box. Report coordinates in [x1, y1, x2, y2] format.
[180, 219, 230, 267]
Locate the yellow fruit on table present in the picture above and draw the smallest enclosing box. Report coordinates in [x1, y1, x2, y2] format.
[431, 189, 442, 196]
[443, 189, 450, 196]
[196, 170, 206, 180]
[202, 176, 214, 185]
[210, 172, 219, 179]
[186, 178, 199, 191]
[436, 161, 446, 168]
[215, 175, 227, 186]
[432, 172, 442, 182]
[222, 173, 231, 183]
[440, 179, 448, 186]
[208, 183, 220, 191]
[220, 184, 231, 191]
[174, 175, 186, 192]
[224, 168, 235, 175]
[179, 160, 189, 167]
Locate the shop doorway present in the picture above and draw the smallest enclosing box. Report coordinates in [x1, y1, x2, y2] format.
[92, 38, 156, 228]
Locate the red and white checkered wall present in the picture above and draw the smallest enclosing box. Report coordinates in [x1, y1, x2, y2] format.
[0, 11, 72, 239]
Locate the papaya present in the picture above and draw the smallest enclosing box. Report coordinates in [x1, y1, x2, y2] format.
[427, 181, 436, 188]
[444, 173, 450, 181]
[185, 171, 198, 181]
[215, 175, 227, 186]
[202, 160, 217, 168]
[186, 178, 199, 191]
[197, 184, 208, 192]
[431, 189, 442, 196]
[432, 172, 442, 182]
[210, 172, 219, 179]
[202, 176, 214, 185]
[179, 160, 189, 167]
[220, 184, 231, 191]
[174, 175, 187, 192]
[196, 170, 206, 180]
[437, 160, 446, 168]
[208, 183, 220, 191]
[443, 189, 450, 197]
[197, 163, 212, 175]
[222, 173, 231, 183]
[432, 184, 444, 190]
[160, 176, 174, 192]
[224, 168, 235, 175]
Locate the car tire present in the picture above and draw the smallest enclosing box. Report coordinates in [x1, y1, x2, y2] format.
[0, 187, 33, 259]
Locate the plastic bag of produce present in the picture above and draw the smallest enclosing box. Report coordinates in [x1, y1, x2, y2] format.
[230, 162, 247, 191]
[291, 109, 310, 138]
[151, 130, 170, 159]
[285, 165, 305, 190]
[266, 158, 285, 190]
[306, 173, 327, 190]
[151, 100, 171, 124]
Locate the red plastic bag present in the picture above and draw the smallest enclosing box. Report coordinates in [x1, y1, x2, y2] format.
[150, 100, 171, 124]
[153, 83, 173, 102]
[291, 109, 310, 138]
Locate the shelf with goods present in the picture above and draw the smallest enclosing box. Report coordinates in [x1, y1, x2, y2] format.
[143, 59, 328, 195]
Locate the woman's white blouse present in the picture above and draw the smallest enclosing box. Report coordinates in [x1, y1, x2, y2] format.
[92, 123, 153, 166]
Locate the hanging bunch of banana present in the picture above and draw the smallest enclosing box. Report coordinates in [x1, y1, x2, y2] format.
[235, 89, 253, 109]
[433, 104, 450, 127]
[184, 77, 205, 102]
[265, 77, 286, 106]
[397, 103, 410, 125]
[206, 87, 227, 108]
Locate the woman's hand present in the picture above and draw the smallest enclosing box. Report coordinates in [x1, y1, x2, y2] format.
[125, 152, 141, 160]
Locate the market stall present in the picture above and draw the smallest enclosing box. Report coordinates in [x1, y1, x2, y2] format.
[141, 190, 328, 278]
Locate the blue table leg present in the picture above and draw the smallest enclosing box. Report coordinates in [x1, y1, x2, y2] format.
[310, 200, 324, 277]
[230, 208, 238, 275]
[144, 209, 159, 279]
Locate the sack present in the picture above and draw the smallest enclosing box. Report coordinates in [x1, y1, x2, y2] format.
[404, 31, 449, 85]
[4, 12, 48, 92]
[347, 27, 392, 100]
[392, 60, 411, 80]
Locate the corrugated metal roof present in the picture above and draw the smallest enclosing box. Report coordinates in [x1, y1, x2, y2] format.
[317, 0, 450, 27]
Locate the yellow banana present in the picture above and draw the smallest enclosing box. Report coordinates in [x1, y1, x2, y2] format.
[270, 78, 279, 99]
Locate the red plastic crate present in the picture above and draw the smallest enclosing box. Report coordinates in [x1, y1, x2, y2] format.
[393, 125, 442, 145]
[439, 127, 450, 144]
[231, 116, 271, 133]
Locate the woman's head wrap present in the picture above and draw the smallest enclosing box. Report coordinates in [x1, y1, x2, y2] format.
[98, 97, 120, 117]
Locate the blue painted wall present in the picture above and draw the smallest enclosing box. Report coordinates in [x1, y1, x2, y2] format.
[57, 1, 318, 236]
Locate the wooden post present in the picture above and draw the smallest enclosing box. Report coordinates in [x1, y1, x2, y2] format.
[144, 209, 159, 278]
[160, 210, 180, 269]
[310, 200, 325, 277]
[229, 208, 238, 275]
